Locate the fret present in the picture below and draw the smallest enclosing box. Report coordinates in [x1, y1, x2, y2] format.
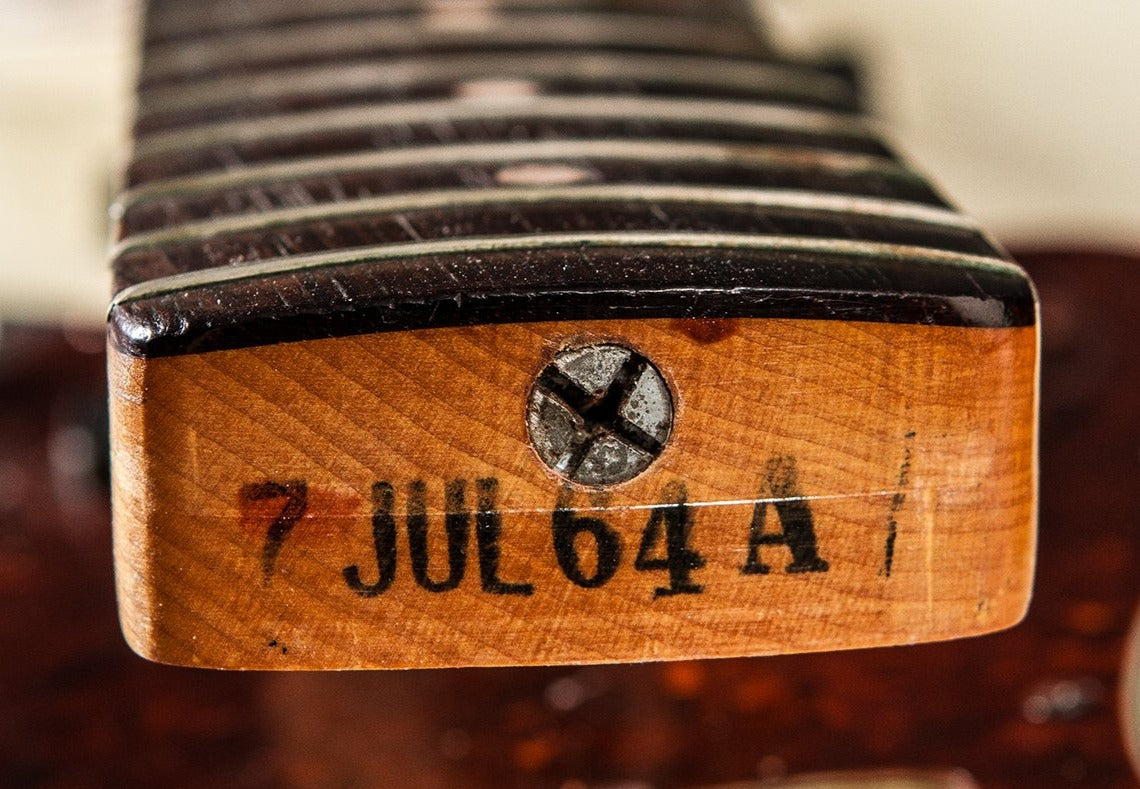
[114, 212, 1000, 299]
[116, 232, 1023, 301]
[110, 0, 1037, 670]
[143, 0, 759, 44]
[134, 54, 856, 135]
[116, 141, 931, 232]
[128, 124, 888, 192]
[121, 139, 906, 205]
[128, 96, 879, 184]
[138, 51, 835, 117]
[140, 12, 769, 87]
[111, 189, 995, 294]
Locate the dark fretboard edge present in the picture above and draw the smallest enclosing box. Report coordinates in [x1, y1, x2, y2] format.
[109, 238, 1035, 359]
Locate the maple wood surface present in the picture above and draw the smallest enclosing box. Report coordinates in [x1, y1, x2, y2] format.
[111, 316, 1036, 669]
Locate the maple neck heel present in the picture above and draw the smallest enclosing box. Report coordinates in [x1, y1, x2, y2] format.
[109, 0, 1038, 669]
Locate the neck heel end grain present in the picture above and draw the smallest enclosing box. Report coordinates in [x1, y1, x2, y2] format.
[109, 316, 1037, 669]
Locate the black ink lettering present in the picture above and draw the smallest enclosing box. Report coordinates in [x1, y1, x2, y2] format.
[241, 480, 308, 586]
[407, 479, 469, 592]
[551, 488, 622, 588]
[635, 481, 705, 597]
[343, 482, 398, 597]
[884, 431, 916, 578]
[742, 456, 829, 575]
[475, 478, 534, 596]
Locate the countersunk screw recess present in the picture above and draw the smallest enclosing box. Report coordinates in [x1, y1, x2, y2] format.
[526, 343, 673, 486]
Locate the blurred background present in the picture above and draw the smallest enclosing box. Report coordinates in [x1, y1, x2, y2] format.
[0, 2, 1138, 788]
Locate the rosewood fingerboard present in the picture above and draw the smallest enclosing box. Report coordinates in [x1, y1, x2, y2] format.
[109, 0, 1038, 669]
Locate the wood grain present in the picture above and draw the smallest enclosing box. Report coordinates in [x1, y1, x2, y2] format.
[109, 0, 1038, 670]
[110, 317, 1037, 668]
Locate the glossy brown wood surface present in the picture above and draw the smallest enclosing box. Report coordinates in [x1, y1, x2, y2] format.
[111, 318, 1035, 669]
[1, 252, 1134, 787]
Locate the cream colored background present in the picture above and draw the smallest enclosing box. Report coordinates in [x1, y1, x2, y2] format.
[765, 0, 1140, 251]
[0, 0, 1137, 324]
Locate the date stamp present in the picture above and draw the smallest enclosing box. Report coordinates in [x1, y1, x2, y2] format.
[240, 455, 847, 600]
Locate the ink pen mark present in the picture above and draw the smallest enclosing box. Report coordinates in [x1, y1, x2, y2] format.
[884, 431, 916, 578]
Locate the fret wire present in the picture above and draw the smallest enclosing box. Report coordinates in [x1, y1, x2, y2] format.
[117, 139, 911, 209]
[132, 96, 876, 159]
[111, 185, 983, 257]
[109, 2, 1037, 671]
[137, 52, 851, 123]
[144, 1, 759, 42]
[111, 232, 1021, 306]
[114, 207, 997, 285]
[142, 13, 767, 84]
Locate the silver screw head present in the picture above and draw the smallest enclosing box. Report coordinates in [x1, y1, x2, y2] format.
[526, 343, 674, 486]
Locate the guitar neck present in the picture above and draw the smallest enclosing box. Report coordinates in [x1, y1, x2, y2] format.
[109, 0, 1038, 669]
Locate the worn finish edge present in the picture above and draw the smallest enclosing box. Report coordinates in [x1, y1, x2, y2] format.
[108, 236, 1035, 358]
